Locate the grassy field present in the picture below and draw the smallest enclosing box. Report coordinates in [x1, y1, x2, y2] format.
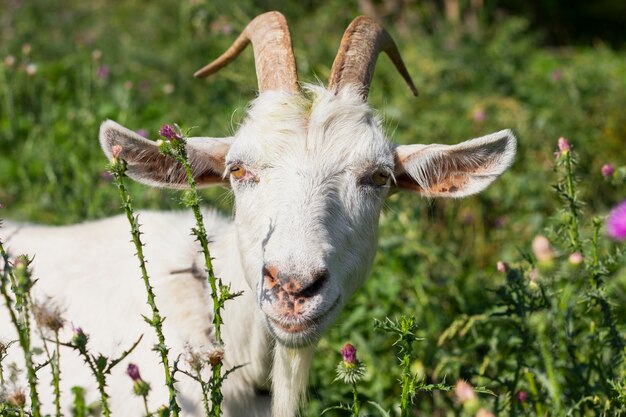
[1, 0, 625, 415]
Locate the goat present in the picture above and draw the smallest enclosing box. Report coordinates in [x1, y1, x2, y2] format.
[0, 11, 516, 417]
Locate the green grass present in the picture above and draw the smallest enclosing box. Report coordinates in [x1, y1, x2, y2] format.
[1, 1, 625, 415]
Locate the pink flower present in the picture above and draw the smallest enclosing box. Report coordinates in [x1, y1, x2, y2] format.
[551, 69, 562, 82]
[557, 137, 570, 152]
[111, 145, 122, 159]
[126, 363, 141, 381]
[517, 390, 528, 403]
[496, 261, 509, 273]
[607, 200, 626, 241]
[532, 235, 554, 263]
[473, 109, 486, 123]
[340, 343, 357, 365]
[454, 380, 476, 404]
[601, 164, 614, 178]
[568, 252, 583, 266]
[135, 129, 149, 138]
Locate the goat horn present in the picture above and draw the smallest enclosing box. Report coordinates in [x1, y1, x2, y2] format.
[194, 11, 299, 94]
[328, 16, 418, 100]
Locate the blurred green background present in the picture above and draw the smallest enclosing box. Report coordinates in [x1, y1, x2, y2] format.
[1, 0, 625, 415]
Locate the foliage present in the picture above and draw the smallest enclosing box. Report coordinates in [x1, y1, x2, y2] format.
[1, 1, 625, 416]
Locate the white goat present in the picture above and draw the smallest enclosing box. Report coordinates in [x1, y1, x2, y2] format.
[0, 11, 516, 417]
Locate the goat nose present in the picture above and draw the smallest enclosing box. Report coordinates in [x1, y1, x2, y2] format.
[262, 264, 329, 298]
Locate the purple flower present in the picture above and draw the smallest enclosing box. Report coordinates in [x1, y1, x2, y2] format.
[551, 69, 562, 82]
[601, 164, 615, 178]
[97, 65, 109, 79]
[517, 390, 528, 403]
[607, 200, 626, 241]
[159, 124, 180, 141]
[127, 363, 141, 381]
[135, 129, 149, 138]
[340, 343, 357, 365]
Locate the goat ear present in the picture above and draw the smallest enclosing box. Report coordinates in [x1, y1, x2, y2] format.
[393, 129, 516, 198]
[99, 120, 232, 189]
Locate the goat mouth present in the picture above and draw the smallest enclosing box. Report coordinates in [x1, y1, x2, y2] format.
[268, 296, 340, 335]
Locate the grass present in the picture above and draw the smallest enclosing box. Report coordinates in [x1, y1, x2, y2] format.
[1, 1, 625, 415]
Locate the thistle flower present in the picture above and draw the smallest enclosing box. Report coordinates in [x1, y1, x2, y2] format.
[159, 124, 181, 141]
[476, 409, 496, 417]
[111, 144, 122, 159]
[127, 363, 151, 397]
[184, 342, 225, 372]
[517, 390, 528, 403]
[135, 129, 149, 138]
[335, 343, 366, 384]
[7, 386, 26, 407]
[532, 235, 554, 264]
[568, 252, 583, 266]
[33, 298, 65, 333]
[97, 65, 109, 79]
[341, 343, 357, 364]
[472, 108, 486, 123]
[25, 63, 37, 77]
[607, 200, 626, 241]
[556, 137, 570, 157]
[127, 363, 141, 381]
[601, 164, 615, 178]
[91, 49, 102, 62]
[4, 55, 15, 68]
[454, 380, 477, 404]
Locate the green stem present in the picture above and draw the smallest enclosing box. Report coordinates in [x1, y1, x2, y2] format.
[352, 382, 360, 417]
[54, 334, 62, 417]
[198, 370, 211, 416]
[143, 395, 151, 417]
[564, 151, 580, 251]
[112, 167, 181, 416]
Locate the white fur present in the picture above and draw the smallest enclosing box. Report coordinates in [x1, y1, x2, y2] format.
[1, 85, 516, 416]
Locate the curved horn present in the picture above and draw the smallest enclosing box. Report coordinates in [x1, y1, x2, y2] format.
[194, 11, 299, 94]
[328, 16, 418, 100]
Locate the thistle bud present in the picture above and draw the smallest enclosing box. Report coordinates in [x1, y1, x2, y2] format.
[532, 235, 554, 266]
[335, 342, 366, 384]
[159, 124, 180, 141]
[127, 363, 151, 397]
[71, 325, 88, 350]
[557, 137, 570, 154]
[601, 164, 614, 178]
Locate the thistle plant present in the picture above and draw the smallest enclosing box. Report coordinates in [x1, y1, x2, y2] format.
[126, 363, 151, 416]
[32, 298, 65, 417]
[323, 343, 366, 416]
[0, 249, 42, 417]
[108, 146, 181, 416]
[157, 124, 242, 416]
[59, 326, 142, 417]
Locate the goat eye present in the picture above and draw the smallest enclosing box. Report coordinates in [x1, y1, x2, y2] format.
[230, 165, 247, 180]
[371, 169, 390, 186]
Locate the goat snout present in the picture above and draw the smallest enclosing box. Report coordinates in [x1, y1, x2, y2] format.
[262, 264, 329, 313]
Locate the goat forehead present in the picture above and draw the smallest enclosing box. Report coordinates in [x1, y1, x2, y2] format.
[228, 87, 393, 167]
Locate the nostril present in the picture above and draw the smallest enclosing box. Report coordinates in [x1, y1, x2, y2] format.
[263, 265, 279, 284]
[299, 269, 329, 298]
